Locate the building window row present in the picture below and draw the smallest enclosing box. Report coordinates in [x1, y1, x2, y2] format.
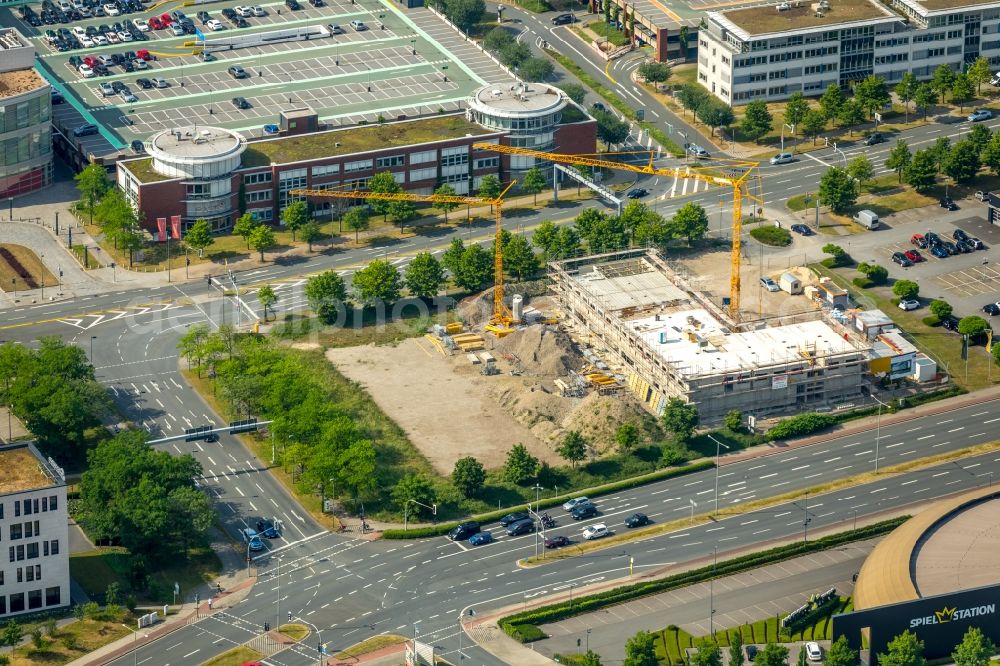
[243, 172, 272, 186]
[874, 53, 908, 64]
[0, 95, 50, 135]
[248, 208, 273, 221]
[246, 190, 271, 203]
[10, 497, 57, 518]
[0, 587, 61, 615]
[344, 159, 373, 173]
[769, 50, 802, 63]
[14, 565, 41, 583]
[410, 149, 436, 165]
[311, 164, 339, 177]
[8, 540, 57, 562]
[7, 521, 40, 541]
[914, 31, 949, 42]
[804, 46, 837, 57]
[875, 36, 909, 47]
[375, 155, 405, 168]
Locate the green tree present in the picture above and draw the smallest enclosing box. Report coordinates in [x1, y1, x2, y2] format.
[233, 212, 260, 249]
[368, 171, 403, 222]
[478, 174, 502, 203]
[557, 431, 587, 467]
[623, 630, 658, 666]
[434, 183, 459, 221]
[580, 650, 604, 666]
[616, 423, 640, 454]
[444, 0, 484, 33]
[300, 221, 322, 251]
[724, 409, 743, 432]
[930, 300, 953, 319]
[531, 220, 558, 257]
[391, 473, 436, 516]
[502, 443, 539, 484]
[896, 72, 918, 121]
[819, 83, 844, 120]
[442, 237, 466, 274]
[521, 167, 546, 204]
[801, 109, 827, 145]
[576, 208, 627, 252]
[904, 149, 938, 192]
[2, 620, 23, 647]
[454, 244, 494, 291]
[638, 60, 671, 83]
[75, 163, 109, 224]
[677, 84, 709, 119]
[819, 167, 858, 214]
[797, 646, 808, 666]
[756, 643, 790, 666]
[914, 83, 938, 119]
[892, 279, 919, 300]
[483, 26, 514, 53]
[388, 200, 417, 233]
[837, 99, 865, 136]
[305, 270, 348, 324]
[729, 632, 745, 666]
[634, 214, 672, 247]
[342, 206, 370, 243]
[595, 111, 630, 149]
[885, 140, 912, 183]
[451, 456, 486, 499]
[552, 226, 582, 259]
[404, 252, 445, 298]
[520, 57, 555, 81]
[968, 56, 992, 93]
[944, 140, 982, 184]
[952, 626, 996, 666]
[503, 234, 538, 281]
[281, 200, 310, 241]
[983, 132, 1000, 174]
[784, 91, 809, 129]
[184, 218, 214, 257]
[499, 40, 531, 67]
[561, 82, 586, 104]
[847, 154, 874, 185]
[853, 74, 890, 118]
[825, 635, 859, 666]
[691, 643, 723, 666]
[878, 630, 925, 666]
[951, 72, 975, 111]
[248, 225, 275, 262]
[859, 262, 888, 285]
[178, 323, 210, 371]
[740, 100, 773, 143]
[697, 98, 735, 136]
[958, 315, 991, 339]
[670, 202, 709, 245]
[931, 64, 957, 101]
[257, 284, 277, 320]
[352, 259, 402, 305]
[968, 123, 992, 153]
[662, 397, 699, 444]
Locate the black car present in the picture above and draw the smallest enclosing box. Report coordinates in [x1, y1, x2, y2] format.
[551, 13, 575, 24]
[256, 519, 280, 538]
[790, 223, 812, 236]
[136, 77, 152, 88]
[746, 645, 759, 662]
[447, 522, 481, 541]
[232, 96, 251, 109]
[197, 10, 210, 23]
[627, 188, 648, 198]
[891, 251, 912, 267]
[940, 196, 958, 211]
[544, 535, 570, 548]
[592, 102, 606, 113]
[925, 231, 941, 246]
[73, 123, 99, 137]
[499, 511, 529, 527]
[51, 91, 64, 104]
[222, 7, 237, 19]
[234, 16, 248, 27]
[984, 303, 1000, 316]
[940, 241, 958, 255]
[506, 518, 535, 536]
[285, 0, 301, 9]
[624, 513, 649, 528]
[941, 315, 960, 331]
[111, 80, 128, 93]
[864, 132, 885, 145]
[309, 0, 324, 6]
[955, 239, 974, 253]
[953, 228, 969, 242]
[571, 503, 598, 520]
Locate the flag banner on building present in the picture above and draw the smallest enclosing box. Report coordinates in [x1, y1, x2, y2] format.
[170, 215, 181, 240]
[156, 217, 167, 242]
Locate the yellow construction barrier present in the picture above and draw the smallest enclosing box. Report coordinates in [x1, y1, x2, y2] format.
[445, 322, 464, 334]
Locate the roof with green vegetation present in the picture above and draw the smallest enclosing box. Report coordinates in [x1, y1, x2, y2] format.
[120, 157, 178, 184]
[904, 0, 1000, 12]
[0, 446, 55, 494]
[717, 0, 896, 37]
[240, 115, 496, 168]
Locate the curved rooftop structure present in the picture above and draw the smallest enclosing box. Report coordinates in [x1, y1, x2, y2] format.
[146, 126, 247, 180]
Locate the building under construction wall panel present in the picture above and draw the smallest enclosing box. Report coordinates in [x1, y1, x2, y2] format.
[549, 249, 872, 423]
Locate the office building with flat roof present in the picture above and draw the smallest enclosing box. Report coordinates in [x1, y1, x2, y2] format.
[0, 28, 53, 199]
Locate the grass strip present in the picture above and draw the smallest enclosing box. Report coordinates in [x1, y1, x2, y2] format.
[333, 634, 407, 659]
[198, 646, 264, 666]
[277, 623, 310, 641]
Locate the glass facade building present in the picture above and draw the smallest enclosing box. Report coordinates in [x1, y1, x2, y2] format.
[0, 29, 53, 199]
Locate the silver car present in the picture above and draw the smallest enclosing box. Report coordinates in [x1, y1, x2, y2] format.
[770, 152, 793, 165]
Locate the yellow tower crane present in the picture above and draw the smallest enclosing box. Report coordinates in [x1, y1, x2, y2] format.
[289, 181, 519, 334]
[473, 143, 763, 319]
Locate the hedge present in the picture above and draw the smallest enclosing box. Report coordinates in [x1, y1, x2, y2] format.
[766, 412, 838, 441]
[382, 459, 715, 539]
[749, 226, 792, 247]
[498, 517, 907, 640]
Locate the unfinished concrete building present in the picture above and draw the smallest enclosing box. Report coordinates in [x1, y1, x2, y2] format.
[549, 249, 871, 423]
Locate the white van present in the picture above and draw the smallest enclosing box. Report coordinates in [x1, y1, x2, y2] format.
[853, 209, 880, 230]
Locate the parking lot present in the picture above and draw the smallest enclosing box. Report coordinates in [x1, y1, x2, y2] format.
[0, 0, 512, 154]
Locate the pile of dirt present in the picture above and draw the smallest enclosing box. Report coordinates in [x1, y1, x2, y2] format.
[457, 290, 493, 326]
[561, 392, 655, 454]
[493, 325, 579, 377]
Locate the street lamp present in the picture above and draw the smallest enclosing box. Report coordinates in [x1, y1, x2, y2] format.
[709, 545, 718, 636]
[134, 389, 146, 429]
[403, 499, 436, 530]
[872, 394, 889, 474]
[275, 556, 282, 635]
[90, 336, 97, 364]
[707, 433, 730, 515]
[529, 483, 544, 559]
[121, 625, 147, 666]
[457, 607, 475, 661]
[780, 123, 795, 152]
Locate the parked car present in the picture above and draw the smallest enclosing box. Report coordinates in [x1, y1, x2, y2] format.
[263, 123, 280, 134]
[206, 18, 223, 30]
[790, 223, 812, 236]
[969, 109, 994, 122]
[256, 520, 280, 538]
[544, 535, 570, 548]
[941, 241, 958, 255]
[350, 19, 367, 30]
[984, 302, 1000, 316]
[930, 244, 949, 258]
[78, 63, 95, 77]
[624, 513, 649, 528]
[925, 231, 941, 246]
[571, 503, 598, 520]
[745, 645, 759, 662]
[891, 251, 912, 267]
[328, 22, 344, 33]
[285, 0, 301, 9]
[863, 132, 885, 146]
[969, 237, 985, 250]
[148, 16, 162, 29]
[582, 524, 609, 540]
[234, 5, 253, 16]
[169, 22, 184, 35]
[136, 48, 151, 60]
[940, 196, 958, 211]
[759, 276, 779, 291]
[562, 497, 589, 511]
[975, 190, 990, 201]
[942, 315, 960, 331]
[953, 228, 969, 242]
[506, 518, 535, 536]
[904, 250, 923, 263]
[120, 91, 138, 103]
[499, 511, 529, 527]
[805, 643, 823, 662]
[228, 64, 249, 78]
[103, 3, 120, 15]
[253, 5, 266, 15]
[898, 299, 920, 311]
[99, 81, 114, 96]
[769, 152, 794, 165]
[447, 522, 480, 541]
[469, 531, 493, 546]
[627, 188, 648, 198]
[196, 9, 210, 22]
[956, 239, 975, 253]
[151, 77, 168, 88]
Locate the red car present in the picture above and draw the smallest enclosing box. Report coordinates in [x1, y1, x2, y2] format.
[159, 12, 172, 23]
[911, 233, 927, 248]
[82, 55, 97, 67]
[136, 49, 151, 61]
[544, 535, 570, 549]
[148, 15, 162, 29]
[904, 249, 923, 263]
